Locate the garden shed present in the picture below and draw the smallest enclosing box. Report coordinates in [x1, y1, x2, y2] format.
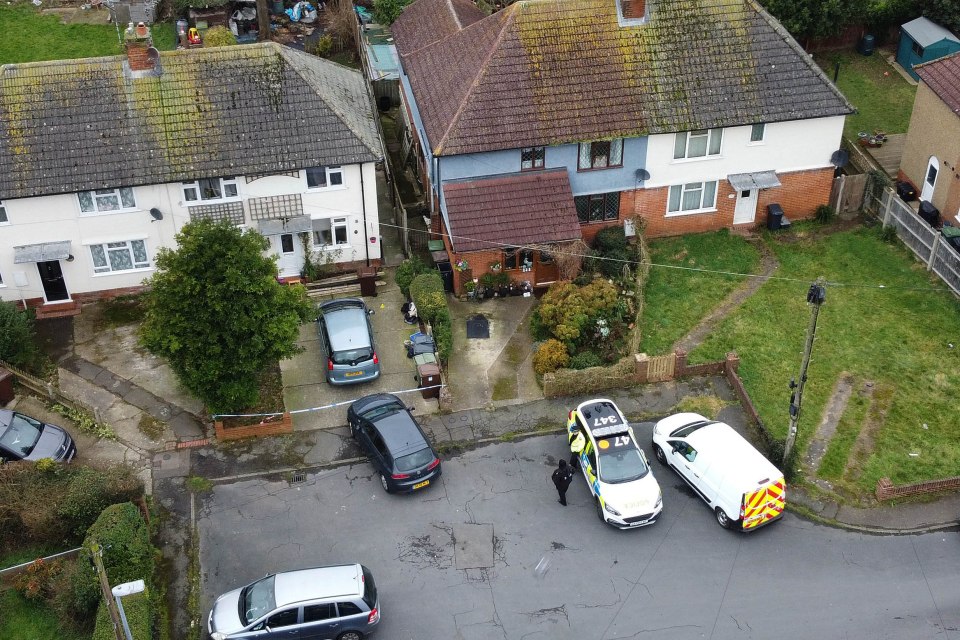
[896, 17, 960, 81]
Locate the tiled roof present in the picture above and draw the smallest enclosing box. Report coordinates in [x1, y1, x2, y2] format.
[442, 169, 582, 252]
[391, 0, 487, 55]
[398, 0, 854, 156]
[916, 52, 960, 115]
[0, 42, 382, 200]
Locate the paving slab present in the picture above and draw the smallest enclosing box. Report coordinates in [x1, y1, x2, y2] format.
[168, 411, 206, 440]
[153, 449, 191, 480]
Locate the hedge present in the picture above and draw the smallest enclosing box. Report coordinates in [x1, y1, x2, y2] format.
[92, 591, 152, 640]
[395, 257, 430, 298]
[409, 272, 452, 362]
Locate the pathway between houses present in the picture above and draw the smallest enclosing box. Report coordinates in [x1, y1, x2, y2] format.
[671, 235, 779, 355]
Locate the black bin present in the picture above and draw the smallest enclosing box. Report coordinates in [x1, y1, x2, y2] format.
[436, 261, 454, 293]
[378, 96, 392, 112]
[857, 34, 875, 56]
[767, 203, 785, 231]
[896, 181, 917, 202]
[918, 201, 941, 228]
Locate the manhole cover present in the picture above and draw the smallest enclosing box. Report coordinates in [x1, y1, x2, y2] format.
[466, 314, 489, 339]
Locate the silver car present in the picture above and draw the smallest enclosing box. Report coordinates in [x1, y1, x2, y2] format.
[317, 299, 380, 385]
[208, 564, 380, 640]
[0, 410, 76, 463]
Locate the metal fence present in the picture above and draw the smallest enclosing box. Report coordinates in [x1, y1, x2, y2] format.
[875, 187, 960, 296]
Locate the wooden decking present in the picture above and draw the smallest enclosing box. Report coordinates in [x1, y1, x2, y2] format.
[862, 133, 906, 179]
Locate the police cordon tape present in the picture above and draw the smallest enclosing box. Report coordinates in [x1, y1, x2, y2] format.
[210, 384, 446, 420]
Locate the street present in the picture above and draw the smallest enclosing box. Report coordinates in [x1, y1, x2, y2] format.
[198, 427, 959, 640]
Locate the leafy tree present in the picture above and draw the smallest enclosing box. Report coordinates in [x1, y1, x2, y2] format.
[0, 301, 40, 370]
[372, 0, 409, 25]
[924, 0, 960, 33]
[203, 25, 238, 47]
[762, 0, 870, 42]
[140, 220, 312, 412]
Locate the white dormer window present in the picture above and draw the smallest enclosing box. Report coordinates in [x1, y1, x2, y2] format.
[305, 166, 344, 189]
[674, 129, 723, 159]
[78, 188, 137, 214]
[182, 177, 239, 203]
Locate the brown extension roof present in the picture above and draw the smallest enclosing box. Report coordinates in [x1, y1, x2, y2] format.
[916, 52, 960, 116]
[391, 0, 487, 56]
[397, 0, 853, 156]
[442, 169, 582, 252]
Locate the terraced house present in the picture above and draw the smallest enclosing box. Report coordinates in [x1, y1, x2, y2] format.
[0, 24, 383, 316]
[393, 0, 854, 292]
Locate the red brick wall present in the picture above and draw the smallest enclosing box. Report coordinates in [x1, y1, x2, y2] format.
[214, 413, 293, 441]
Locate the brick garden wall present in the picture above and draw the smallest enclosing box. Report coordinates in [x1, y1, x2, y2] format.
[214, 413, 293, 441]
[876, 476, 960, 501]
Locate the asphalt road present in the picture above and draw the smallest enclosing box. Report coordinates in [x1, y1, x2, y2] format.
[198, 425, 960, 640]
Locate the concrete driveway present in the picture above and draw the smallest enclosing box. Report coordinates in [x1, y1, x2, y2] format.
[197, 430, 959, 640]
[280, 280, 437, 431]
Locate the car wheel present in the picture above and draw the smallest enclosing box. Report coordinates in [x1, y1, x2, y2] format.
[715, 507, 732, 529]
[337, 632, 363, 640]
[380, 474, 393, 493]
[654, 444, 666, 465]
[595, 499, 605, 522]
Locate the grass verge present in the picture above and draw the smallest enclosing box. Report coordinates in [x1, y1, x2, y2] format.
[0, 588, 86, 640]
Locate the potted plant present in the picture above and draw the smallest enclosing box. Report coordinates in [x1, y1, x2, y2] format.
[489, 260, 502, 272]
[454, 258, 470, 273]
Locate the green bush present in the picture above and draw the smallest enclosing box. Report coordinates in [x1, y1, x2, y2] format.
[311, 34, 333, 57]
[815, 204, 836, 224]
[372, 0, 409, 24]
[202, 25, 237, 47]
[409, 272, 452, 363]
[92, 591, 151, 640]
[0, 301, 41, 371]
[569, 351, 603, 370]
[395, 257, 429, 298]
[593, 225, 630, 252]
[432, 316, 452, 363]
[533, 339, 570, 375]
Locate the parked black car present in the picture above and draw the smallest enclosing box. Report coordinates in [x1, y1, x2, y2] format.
[347, 394, 441, 493]
[0, 410, 76, 463]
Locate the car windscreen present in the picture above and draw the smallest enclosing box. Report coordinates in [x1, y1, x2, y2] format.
[597, 436, 648, 484]
[331, 346, 373, 366]
[362, 565, 378, 609]
[0, 413, 44, 457]
[359, 403, 403, 422]
[240, 575, 276, 626]
[394, 447, 434, 472]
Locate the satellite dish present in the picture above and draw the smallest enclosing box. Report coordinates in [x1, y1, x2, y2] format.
[150, 207, 163, 221]
[635, 168, 651, 181]
[830, 149, 849, 168]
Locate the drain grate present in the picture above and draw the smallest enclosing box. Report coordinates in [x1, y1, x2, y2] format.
[291, 472, 306, 484]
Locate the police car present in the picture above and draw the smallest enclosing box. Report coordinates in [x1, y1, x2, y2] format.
[567, 398, 662, 529]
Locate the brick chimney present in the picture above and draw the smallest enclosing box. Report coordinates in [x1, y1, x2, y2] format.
[125, 22, 156, 72]
[621, 0, 646, 19]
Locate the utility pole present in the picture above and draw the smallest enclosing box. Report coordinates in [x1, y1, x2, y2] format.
[783, 277, 826, 466]
[90, 541, 126, 640]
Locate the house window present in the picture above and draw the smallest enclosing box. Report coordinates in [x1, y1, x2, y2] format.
[519, 249, 534, 272]
[312, 217, 348, 248]
[182, 177, 239, 202]
[578, 140, 623, 170]
[912, 41, 924, 57]
[673, 129, 723, 159]
[574, 192, 621, 223]
[78, 188, 136, 213]
[750, 123, 765, 142]
[521, 147, 545, 170]
[503, 247, 517, 270]
[89, 240, 150, 273]
[306, 166, 344, 189]
[0, 200, 7, 224]
[667, 181, 718, 214]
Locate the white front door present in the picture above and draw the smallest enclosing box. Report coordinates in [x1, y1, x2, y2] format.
[733, 188, 758, 224]
[920, 156, 939, 202]
[275, 233, 303, 278]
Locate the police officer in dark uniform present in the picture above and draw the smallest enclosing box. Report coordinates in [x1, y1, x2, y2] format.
[551, 459, 575, 506]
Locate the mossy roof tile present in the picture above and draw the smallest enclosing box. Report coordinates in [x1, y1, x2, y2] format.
[0, 42, 381, 199]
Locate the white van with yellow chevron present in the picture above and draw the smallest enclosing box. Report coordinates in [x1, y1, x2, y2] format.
[652, 413, 785, 531]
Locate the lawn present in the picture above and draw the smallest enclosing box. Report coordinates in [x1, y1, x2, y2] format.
[814, 50, 917, 139]
[639, 230, 761, 356]
[0, 3, 176, 64]
[0, 588, 87, 640]
[687, 224, 960, 493]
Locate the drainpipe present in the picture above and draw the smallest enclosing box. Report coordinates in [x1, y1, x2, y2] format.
[361, 163, 370, 267]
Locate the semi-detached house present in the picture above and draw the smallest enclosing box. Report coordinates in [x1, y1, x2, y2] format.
[392, 0, 854, 292]
[0, 24, 383, 317]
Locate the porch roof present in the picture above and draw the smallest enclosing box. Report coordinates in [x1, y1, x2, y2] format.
[13, 240, 72, 263]
[442, 169, 582, 253]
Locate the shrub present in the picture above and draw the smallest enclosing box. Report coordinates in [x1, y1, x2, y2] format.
[432, 315, 452, 363]
[593, 225, 629, 253]
[569, 351, 603, 370]
[57, 467, 143, 539]
[203, 25, 238, 47]
[0, 301, 41, 371]
[395, 257, 429, 298]
[533, 339, 570, 375]
[815, 204, 836, 224]
[528, 307, 550, 341]
[372, 0, 409, 24]
[310, 34, 334, 57]
[92, 591, 152, 640]
[12, 557, 64, 601]
[535, 282, 587, 343]
[409, 272, 453, 363]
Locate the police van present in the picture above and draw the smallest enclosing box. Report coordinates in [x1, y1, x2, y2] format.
[652, 413, 785, 531]
[567, 399, 662, 529]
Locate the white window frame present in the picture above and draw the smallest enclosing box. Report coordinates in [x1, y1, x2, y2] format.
[77, 188, 137, 214]
[0, 200, 7, 224]
[305, 166, 345, 190]
[666, 181, 718, 215]
[181, 177, 239, 204]
[311, 217, 349, 249]
[89, 239, 151, 275]
[673, 129, 723, 160]
[750, 123, 765, 143]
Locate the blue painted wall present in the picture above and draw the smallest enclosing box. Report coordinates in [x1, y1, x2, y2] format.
[896, 32, 960, 80]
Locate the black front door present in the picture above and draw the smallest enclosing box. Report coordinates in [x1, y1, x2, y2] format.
[37, 260, 69, 302]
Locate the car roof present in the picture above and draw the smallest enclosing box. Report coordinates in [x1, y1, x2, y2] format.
[575, 399, 629, 437]
[0, 410, 12, 429]
[684, 422, 782, 485]
[373, 410, 428, 455]
[273, 564, 362, 607]
[320, 301, 372, 350]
